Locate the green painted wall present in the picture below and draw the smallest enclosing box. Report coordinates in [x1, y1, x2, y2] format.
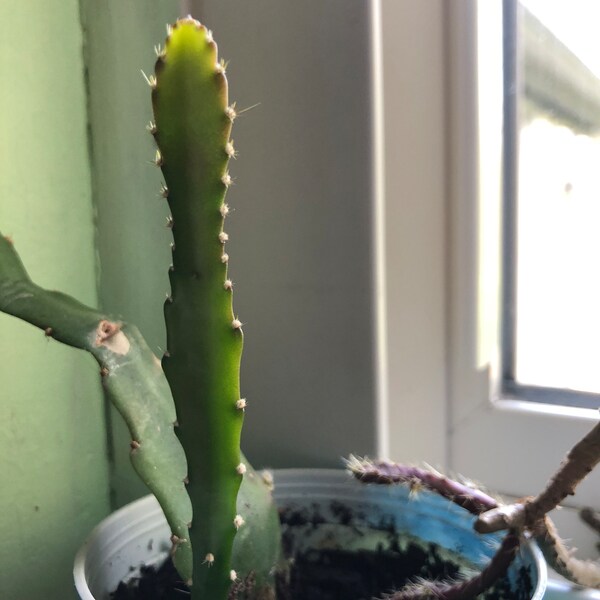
[0, 2, 110, 599]
[79, 1, 181, 507]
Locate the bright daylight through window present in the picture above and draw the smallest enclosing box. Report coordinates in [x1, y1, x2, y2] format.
[503, 0, 600, 407]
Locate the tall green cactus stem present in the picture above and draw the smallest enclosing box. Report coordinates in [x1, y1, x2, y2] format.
[152, 19, 244, 598]
[0, 233, 193, 576]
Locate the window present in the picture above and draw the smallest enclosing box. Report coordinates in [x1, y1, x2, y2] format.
[448, 0, 600, 561]
[379, 1, 599, 564]
[502, 0, 600, 409]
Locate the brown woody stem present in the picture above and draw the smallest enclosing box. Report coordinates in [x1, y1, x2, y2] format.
[476, 420, 600, 534]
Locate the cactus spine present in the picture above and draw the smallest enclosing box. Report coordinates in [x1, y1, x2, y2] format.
[152, 18, 244, 598]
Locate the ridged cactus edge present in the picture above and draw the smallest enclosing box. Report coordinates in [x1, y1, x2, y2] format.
[151, 18, 279, 599]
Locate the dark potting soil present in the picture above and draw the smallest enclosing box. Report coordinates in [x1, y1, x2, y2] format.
[111, 545, 532, 600]
[111, 502, 534, 600]
[276, 544, 533, 600]
[111, 559, 188, 600]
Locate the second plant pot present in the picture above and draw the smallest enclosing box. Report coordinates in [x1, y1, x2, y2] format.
[74, 469, 547, 599]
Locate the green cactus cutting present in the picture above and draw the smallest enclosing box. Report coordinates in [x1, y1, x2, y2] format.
[0, 16, 281, 600]
[0, 234, 194, 574]
[151, 19, 245, 597]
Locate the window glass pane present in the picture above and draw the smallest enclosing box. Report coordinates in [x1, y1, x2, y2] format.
[515, 0, 600, 394]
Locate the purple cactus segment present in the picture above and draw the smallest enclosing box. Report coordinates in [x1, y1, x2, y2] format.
[348, 458, 499, 515]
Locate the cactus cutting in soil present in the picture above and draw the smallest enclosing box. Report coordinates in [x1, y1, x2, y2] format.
[2, 14, 600, 600]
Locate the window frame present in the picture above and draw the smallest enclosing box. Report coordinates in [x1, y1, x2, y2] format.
[378, 0, 450, 467]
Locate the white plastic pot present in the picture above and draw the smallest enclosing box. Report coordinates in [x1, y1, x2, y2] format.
[74, 469, 547, 599]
